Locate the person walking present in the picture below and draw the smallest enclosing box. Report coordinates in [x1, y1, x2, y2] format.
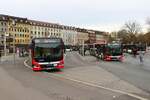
[139, 50, 144, 64]
[132, 47, 137, 58]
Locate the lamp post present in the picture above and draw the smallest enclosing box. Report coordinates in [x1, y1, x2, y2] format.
[4, 32, 7, 56]
[82, 39, 84, 56]
[12, 20, 16, 64]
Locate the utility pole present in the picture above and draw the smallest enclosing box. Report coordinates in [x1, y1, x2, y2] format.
[82, 39, 84, 56]
[4, 32, 7, 56]
[12, 20, 16, 64]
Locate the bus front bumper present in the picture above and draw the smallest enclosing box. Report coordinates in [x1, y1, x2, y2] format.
[104, 56, 123, 61]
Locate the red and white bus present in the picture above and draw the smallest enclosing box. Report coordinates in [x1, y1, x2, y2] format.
[102, 44, 123, 61]
[30, 38, 64, 71]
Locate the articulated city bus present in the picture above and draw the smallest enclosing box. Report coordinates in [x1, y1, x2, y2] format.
[30, 38, 64, 71]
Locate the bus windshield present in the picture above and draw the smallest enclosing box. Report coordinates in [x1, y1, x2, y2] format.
[105, 45, 122, 56]
[34, 43, 63, 62]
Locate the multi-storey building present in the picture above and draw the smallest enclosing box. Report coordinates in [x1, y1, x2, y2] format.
[0, 14, 30, 48]
[0, 14, 108, 49]
[76, 28, 89, 45]
[0, 15, 8, 45]
[29, 20, 61, 39]
[95, 31, 108, 44]
[61, 25, 77, 45]
[87, 30, 96, 44]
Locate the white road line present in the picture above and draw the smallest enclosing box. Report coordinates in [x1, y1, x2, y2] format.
[24, 59, 148, 100]
[24, 59, 32, 69]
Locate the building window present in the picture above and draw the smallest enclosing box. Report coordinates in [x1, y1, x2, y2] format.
[1, 22, 3, 26]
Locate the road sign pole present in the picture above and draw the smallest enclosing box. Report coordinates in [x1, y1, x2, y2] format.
[4, 32, 7, 56]
[82, 40, 84, 56]
[12, 20, 16, 64]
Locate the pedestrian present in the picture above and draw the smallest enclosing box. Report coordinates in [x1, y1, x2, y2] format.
[132, 48, 137, 58]
[139, 50, 144, 64]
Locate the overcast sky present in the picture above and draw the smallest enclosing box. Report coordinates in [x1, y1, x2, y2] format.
[0, 0, 150, 32]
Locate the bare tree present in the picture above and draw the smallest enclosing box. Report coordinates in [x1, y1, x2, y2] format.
[124, 21, 141, 34]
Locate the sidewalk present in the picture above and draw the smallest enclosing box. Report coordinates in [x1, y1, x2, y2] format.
[0, 63, 52, 100]
[56, 53, 148, 96]
[0, 54, 25, 62]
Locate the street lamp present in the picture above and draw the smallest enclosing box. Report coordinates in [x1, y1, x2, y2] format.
[4, 32, 7, 56]
[4, 32, 9, 56]
[12, 20, 16, 64]
[82, 39, 84, 56]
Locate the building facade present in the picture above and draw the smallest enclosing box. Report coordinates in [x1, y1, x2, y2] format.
[87, 30, 96, 44]
[29, 20, 62, 39]
[0, 14, 30, 47]
[0, 14, 108, 49]
[76, 28, 89, 45]
[95, 31, 108, 44]
[61, 26, 77, 45]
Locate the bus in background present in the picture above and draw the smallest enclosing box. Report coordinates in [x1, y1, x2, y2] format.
[101, 43, 123, 61]
[89, 43, 106, 57]
[29, 38, 64, 71]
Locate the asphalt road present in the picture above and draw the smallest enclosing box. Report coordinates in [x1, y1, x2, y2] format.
[0, 54, 136, 100]
[97, 52, 150, 94]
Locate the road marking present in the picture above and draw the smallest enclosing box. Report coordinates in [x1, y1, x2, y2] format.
[24, 59, 148, 100]
[24, 59, 32, 69]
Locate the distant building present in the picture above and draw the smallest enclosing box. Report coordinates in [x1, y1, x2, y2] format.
[110, 31, 118, 39]
[0, 14, 30, 48]
[0, 14, 108, 48]
[76, 28, 89, 45]
[29, 20, 61, 39]
[61, 26, 77, 45]
[95, 31, 108, 44]
[87, 30, 96, 44]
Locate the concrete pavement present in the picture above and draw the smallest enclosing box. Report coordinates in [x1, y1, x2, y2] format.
[24, 51, 149, 100]
[0, 54, 21, 62]
[46, 52, 149, 100]
[55, 52, 148, 96]
[0, 63, 52, 100]
[0, 53, 129, 100]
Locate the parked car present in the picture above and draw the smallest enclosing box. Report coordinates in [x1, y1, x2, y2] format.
[66, 48, 72, 52]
